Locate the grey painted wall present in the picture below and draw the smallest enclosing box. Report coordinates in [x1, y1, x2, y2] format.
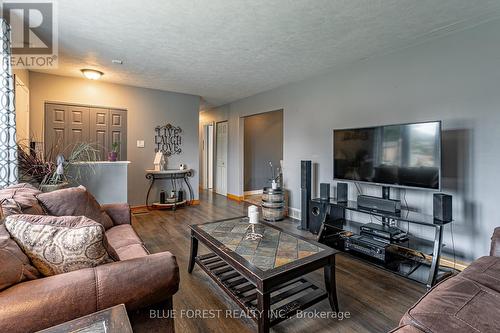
[203, 18, 500, 261]
[29, 72, 200, 205]
[244, 110, 283, 191]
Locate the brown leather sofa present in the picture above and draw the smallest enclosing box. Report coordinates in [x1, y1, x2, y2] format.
[0, 186, 179, 333]
[391, 228, 500, 333]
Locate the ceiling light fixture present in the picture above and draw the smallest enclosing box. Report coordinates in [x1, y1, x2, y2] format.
[81, 69, 104, 80]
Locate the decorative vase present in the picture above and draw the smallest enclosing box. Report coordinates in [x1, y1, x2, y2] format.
[108, 151, 117, 162]
[39, 182, 69, 193]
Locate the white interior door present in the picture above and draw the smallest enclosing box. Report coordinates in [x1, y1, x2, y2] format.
[15, 77, 30, 143]
[207, 124, 214, 189]
[216, 121, 228, 195]
[202, 125, 208, 189]
[202, 124, 215, 190]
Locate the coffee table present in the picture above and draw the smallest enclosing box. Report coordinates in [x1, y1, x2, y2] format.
[188, 217, 339, 333]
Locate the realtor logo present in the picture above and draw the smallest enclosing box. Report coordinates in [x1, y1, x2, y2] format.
[1, 0, 58, 68]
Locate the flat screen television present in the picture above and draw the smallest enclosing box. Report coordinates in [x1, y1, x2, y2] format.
[333, 121, 441, 190]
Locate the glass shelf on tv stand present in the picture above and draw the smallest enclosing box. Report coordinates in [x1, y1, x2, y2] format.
[311, 198, 453, 227]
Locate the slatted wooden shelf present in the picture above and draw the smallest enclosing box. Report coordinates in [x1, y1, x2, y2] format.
[195, 253, 328, 326]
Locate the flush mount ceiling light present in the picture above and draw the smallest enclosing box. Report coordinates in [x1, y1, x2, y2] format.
[81, 69, 104, 80]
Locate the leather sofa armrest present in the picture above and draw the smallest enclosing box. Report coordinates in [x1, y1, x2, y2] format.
[102, 203, 131, 225]
[490, 227, 500, 256]
[0, 252, 180, 333]
[389, 325, 425, 333]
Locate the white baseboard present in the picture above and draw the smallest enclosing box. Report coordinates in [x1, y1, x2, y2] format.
[288, 207, 301, 221]
[244, 189, 263, 196]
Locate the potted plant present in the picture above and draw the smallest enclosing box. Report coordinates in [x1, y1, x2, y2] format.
[108, 142, 120, 161]
[17, 141, 100, 192]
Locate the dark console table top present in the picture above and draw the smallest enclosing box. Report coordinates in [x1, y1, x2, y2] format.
[37, 304, 132, 333]
[312, 198, 452, 227]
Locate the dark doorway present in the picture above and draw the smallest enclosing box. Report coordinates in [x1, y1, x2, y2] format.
[243, 109, 283, 192]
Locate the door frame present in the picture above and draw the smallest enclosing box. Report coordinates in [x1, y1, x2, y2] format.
[14, 75, 30, 143]
[202, 121, 215, 190]
[241, 109, 284, 194]
[215, 120, 228, 196]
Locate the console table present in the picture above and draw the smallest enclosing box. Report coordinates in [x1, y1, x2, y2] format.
[316, 198, 453, 288]
[38, 304, 132, 333]
[145, 169, 194, 209]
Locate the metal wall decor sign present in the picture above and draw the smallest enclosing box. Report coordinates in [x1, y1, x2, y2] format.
[154, 123, 182, 156]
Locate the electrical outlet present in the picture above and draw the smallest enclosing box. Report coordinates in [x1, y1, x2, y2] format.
[136, 140, 145, 148]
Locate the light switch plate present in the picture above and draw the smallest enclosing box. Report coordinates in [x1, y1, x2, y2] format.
[136, 140, 145, 148]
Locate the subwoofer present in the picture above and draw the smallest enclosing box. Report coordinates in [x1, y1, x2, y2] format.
[309, 200, 329, 234]
[299, 160, 312, 230]
[433, 193, 452, 222]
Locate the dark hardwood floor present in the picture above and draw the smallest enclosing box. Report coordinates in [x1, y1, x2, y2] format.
[132, 191, 425, 333]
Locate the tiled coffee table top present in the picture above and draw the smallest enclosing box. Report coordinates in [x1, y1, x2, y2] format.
[198, 218, 323, 271]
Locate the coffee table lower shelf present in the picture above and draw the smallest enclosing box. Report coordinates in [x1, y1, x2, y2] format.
[195, 253, 328, 326]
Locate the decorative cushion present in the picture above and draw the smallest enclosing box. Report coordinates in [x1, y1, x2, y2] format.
[0, 224, 40, 291]
[36, 186, 114, 230]
[4, 215, 117, 277]
[0, 183, 45, 218]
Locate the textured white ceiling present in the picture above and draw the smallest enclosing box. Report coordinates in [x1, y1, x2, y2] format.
[32, 0, 500, 106]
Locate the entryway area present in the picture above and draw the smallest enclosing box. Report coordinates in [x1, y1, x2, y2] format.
[243, 109, 283, 204]
[201, 120, 228, 196]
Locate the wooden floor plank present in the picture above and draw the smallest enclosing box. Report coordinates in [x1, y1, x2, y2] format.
[132, 190, 425, 333]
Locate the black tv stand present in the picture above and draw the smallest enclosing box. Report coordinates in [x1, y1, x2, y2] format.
[316, 196, 453, 288]
[381, 186, 391, 226]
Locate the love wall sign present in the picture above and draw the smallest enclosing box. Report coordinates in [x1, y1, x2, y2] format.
[154, 123, 182, 156]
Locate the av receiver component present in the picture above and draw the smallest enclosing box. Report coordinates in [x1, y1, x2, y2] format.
[360, 231, 409, 244]
[357, 195, 401, 214]
[344, 235, 388, 262]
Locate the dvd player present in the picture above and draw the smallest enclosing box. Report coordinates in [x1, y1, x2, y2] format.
[360, 223, 404, 240]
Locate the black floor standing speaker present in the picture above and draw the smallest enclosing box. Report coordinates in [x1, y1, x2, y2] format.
[336, 182, 348, 203]
[433, 193, 452, 222]
[299, 160, 312, 230]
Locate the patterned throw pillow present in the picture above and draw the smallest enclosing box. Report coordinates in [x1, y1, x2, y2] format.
[4, 215, 116, 276]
